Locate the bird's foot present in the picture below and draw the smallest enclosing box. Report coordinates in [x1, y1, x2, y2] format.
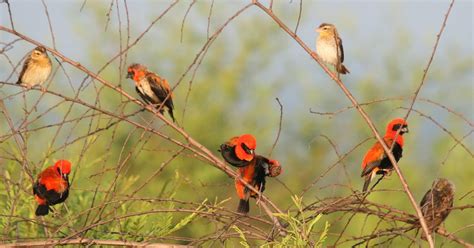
[40, 86, 47, 93]
[256, 194, 262, 206]
[380, 169, 392, 176]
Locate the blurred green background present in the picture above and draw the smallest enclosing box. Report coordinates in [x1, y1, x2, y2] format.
[0, 0, 472, 246]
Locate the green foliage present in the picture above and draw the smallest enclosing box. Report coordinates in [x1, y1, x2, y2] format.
[232, 196, 329, 247]
[0, 158, 207, 243]
[231, 225, 251, 248]
[272, 196, 329, 247]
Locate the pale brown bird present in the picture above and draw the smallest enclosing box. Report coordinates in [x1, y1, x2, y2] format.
[126, 63, 175, 122]
[17, 46, 52, 90]
[419, 178, 455, 238]
[315, 23, 349, 74]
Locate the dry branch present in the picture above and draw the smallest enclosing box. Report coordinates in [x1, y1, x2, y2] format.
[2, 238, 193, 247]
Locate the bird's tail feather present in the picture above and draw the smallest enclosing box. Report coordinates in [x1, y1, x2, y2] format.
[362, 176, 371, 193]
[337, 64, 350, 74]
[237, 199, 250, 214]
[35, 205, 49, 216]
[168, 109, 175, 123]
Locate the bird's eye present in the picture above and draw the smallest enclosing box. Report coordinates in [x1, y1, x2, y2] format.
[392, 124, 401, 131]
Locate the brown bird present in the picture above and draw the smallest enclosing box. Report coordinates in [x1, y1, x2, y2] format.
[17, 46, 52, 90]
[419, 178, 455, 238]
[315, 23, 349, 75]
[126, 63, 175, 122]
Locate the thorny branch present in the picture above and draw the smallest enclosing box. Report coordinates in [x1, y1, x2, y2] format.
[0, 0, 470, 246]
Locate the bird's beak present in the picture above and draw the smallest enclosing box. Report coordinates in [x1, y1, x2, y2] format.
[126, 72, 133, 79]
[62, 173, 68, 181]
[401, 127, 409, 133]
[241, 144, 254, 155]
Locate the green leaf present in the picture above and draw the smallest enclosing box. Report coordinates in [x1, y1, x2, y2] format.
[231, 225, 250, 248]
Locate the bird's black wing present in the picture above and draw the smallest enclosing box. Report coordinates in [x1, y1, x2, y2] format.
[42, 189, 64, 205]
[147, 75, 174, 110]
[219, 144, 248, 167]
[360, 160, 382, 177]
[33, 181, 65, 205]
[51, 188, 69, 205]
[253, 156, 268, 194]
[33, 181, 46, 195]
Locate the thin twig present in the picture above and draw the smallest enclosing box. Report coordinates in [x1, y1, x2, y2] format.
[268, 97, 283, 156]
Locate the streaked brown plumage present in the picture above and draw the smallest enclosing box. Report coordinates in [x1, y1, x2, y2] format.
[315, 23, 349, 74]
[126, 63, 175, 122]
[17, 46, 52, 90]
[419, 178, 455, 238]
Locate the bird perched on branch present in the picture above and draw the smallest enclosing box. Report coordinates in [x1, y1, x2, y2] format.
[219, 134, 282, 214]
[17, 46, 52, 91]
[33, 160, 71, 216]
[419, 178, 455, 238]
[360, 118, 408, 192]
[315, 23, 349, 75]
[126, 63, 175, 122]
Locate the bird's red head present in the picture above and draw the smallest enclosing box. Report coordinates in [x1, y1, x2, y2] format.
[54, 160, 72, 175]
[386, 118, 409, 137]
[235, 134, 256, 162]
[126, 63, 148, 82]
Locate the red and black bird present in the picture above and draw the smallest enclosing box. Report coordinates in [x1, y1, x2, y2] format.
[33, 160, 71, 216]
[126, 63, 175, 122]
[219, 134, 282, 214]
[361, 118, 408, 192]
